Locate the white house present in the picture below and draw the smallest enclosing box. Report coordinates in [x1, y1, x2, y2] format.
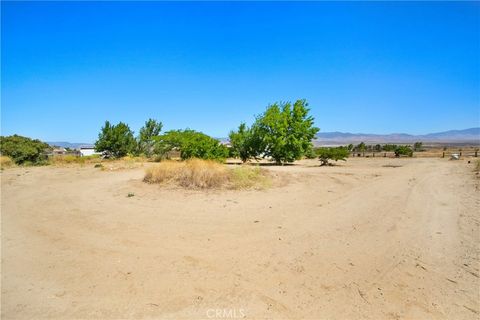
[79, 145, 101, 157]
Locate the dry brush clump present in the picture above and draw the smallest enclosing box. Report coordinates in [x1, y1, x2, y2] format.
[144, 159, 271, 189]
[0, 155, 15, 168]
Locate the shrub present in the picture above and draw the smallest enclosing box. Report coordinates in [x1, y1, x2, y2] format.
[0, 156, 15, 168]
[317, 147, 349, 166]
[304, 147, 318, 159]
[394, 145, 413, 157]
[382, 144, 398, 152]
[0, 135, 50, 165]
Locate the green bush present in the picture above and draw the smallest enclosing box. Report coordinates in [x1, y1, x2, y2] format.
[0, 135, 50, 165]
[304, 147, 318, 159]
[394, 145, 413, 157]
[382, 144, 398, 152]
[317, 147, 350, 166]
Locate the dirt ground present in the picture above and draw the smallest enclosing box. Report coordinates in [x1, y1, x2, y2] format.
[1, 158, 479, 319]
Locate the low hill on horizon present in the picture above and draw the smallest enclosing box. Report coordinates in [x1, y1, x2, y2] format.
[313, 127, 480, 145]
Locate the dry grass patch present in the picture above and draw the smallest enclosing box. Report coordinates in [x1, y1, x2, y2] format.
[49, 155, 101, 166]
[0, 156, 15, 168]
[230, 166, 271, 189]
[144, 159, 271, 189]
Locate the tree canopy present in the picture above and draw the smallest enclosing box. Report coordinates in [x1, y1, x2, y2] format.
[254, 100, 319, 164]
[0, 135, 50, 165]
[229, 99, 319, 164]
[228, 123, 260, 163]
[94, 121, 136, 158]
[154, 129, 229, 161]
[137, 118, 163, 157]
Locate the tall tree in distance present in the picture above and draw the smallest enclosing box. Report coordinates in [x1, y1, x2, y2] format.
[138, 118, 163, 157]
[95, 121, 136, 158]
[413, 141, 423, 152]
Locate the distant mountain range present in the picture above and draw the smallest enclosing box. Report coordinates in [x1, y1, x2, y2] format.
[47, 142, 93, 149]
[48, 128, 480, 149]
[313, 128, 480, 145]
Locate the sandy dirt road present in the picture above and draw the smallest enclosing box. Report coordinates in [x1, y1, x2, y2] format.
[1, 158, 479, 319]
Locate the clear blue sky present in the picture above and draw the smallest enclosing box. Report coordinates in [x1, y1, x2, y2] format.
[2, 1, 479, 142]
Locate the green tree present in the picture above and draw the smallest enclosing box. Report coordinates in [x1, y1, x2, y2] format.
[394, 145, 413, 157]
[154, 129, 228, 161]
[94, 121, 136, 158]
[138, 118, 163, 157]
[253, 99, 319, 164]
[382, 144, 397, 152]
[228, 123, 262, 162]
[355, 142, 366, 153]
[317, 147, 350, 166]
[413, 141, 423, 152]
[0, 135, 50, 165]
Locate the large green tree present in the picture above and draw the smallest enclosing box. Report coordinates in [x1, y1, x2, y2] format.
[137, 118, 163, 157]
[253, 99, 319, 164]
[0, 135, 50, 165]
[94, 121, 136, 158]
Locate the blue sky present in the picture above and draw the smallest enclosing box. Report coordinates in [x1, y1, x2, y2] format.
[2, 1, 479, 142]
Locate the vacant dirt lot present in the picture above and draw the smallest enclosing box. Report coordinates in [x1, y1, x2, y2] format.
[1, 158, 479, 319]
